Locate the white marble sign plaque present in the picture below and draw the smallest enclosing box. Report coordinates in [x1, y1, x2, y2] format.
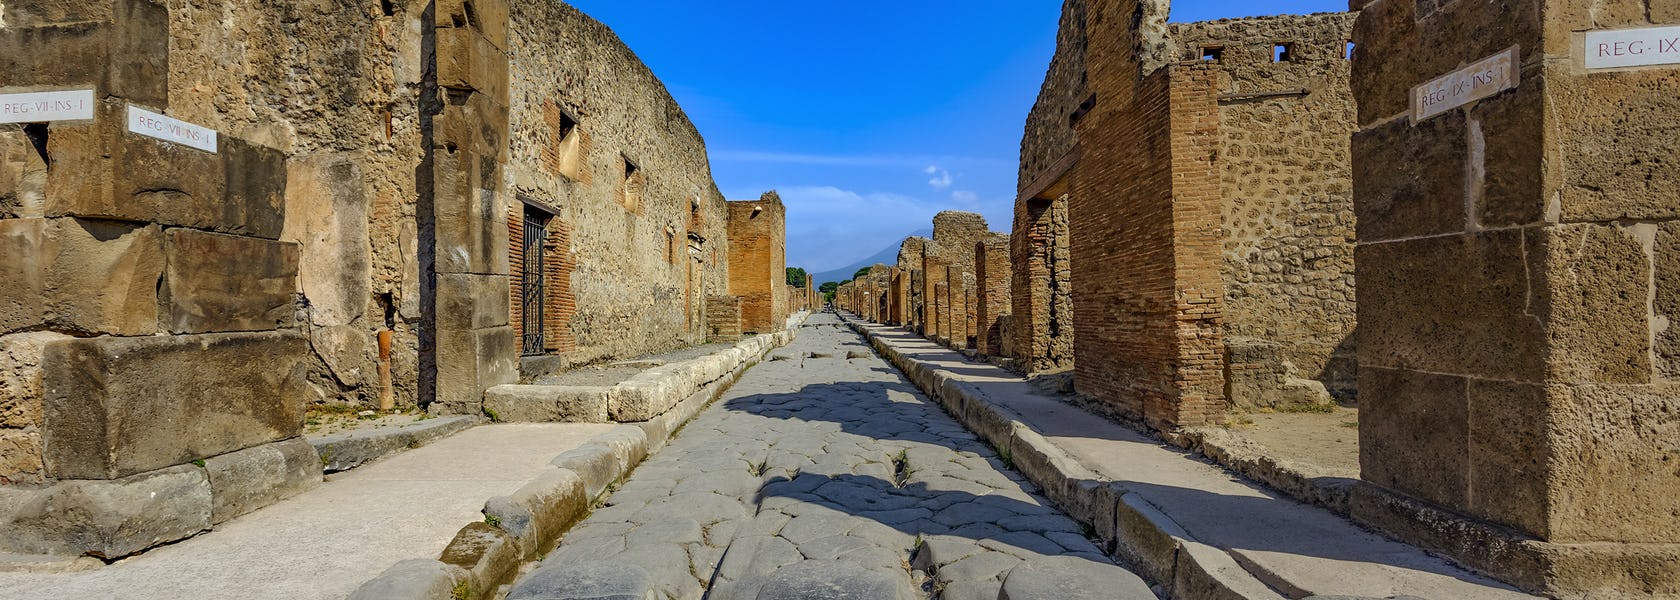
[127, 105, 217, 153]
[1585, 26, 1680, 69]
[1412, 46, 1520, 123]
[0, 89, 95, 124]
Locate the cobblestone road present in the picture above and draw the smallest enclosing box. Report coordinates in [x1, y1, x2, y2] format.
[506, 313, 1151, 600]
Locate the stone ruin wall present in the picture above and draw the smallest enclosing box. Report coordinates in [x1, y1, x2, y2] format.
[508, 1, 731, 365]
[927, 211, 991, 349]
[0, 0, 775, 555]
[1013, 0, 1083, 374]
[1170, 14, 1359, 406]
[897, 237, 929, 332]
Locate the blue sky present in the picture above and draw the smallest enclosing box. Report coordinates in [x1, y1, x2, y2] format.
[566, 1, 1348, 272]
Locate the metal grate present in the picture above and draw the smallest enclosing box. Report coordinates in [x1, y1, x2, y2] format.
[521, 210, 547, 356]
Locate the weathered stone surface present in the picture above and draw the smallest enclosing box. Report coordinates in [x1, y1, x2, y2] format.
[431, 143, 509, 278]
[1659, 223, 1679, 380]
[484, 385, 609, 423]
[0, 464, 210, 558]
[999, 555, 1155, 600]
[607, 378, 678, 423]
[440, 522, 521, 600]
[41, 331, 308, 480]
[1533, 224, 1653, 385]
[0, 218, 165, 337]
[483, 468, 586, 557]
[1359, 367, 1469, 512]
[203, 438, 322, 525]
[1351, 113, 1467, 243]
[0, 0, 169, 105]
[753, 560, 902, 600]
[506, 561, 653, 600]
[282, 153, 371, 328]
[551, 443, 620, 500]
[45, 102, 288, 239]
[436, 273, 512, 335]
[347, 559, 469, 600]
[434, 325, 518, 412]
[161, 228, 299, 334]
[0, 331, 66, 485]
[1356, 230, 1544, 381]
[310, 415, 479, 473]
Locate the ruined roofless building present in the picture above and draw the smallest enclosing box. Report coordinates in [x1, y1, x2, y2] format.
[0, 0, 787, 558]
[1023, 0, 1359, 428]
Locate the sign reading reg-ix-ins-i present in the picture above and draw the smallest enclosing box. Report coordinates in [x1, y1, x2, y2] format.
[1411, 46, 1520, 124]
[1584, 25, 1680, 70]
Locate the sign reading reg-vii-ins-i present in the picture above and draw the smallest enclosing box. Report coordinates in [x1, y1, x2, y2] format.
[1412, 46, 1520, 124]
[0, 89, 96, 124]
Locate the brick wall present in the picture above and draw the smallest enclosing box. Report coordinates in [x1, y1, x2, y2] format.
[1070, 15, 1226, 431]
[976, 236, 1012, 356]
[705, 295, 741, 339]
[726, 193, 787, 334]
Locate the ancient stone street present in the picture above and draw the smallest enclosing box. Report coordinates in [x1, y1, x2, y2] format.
[506, 313, 1150, 600]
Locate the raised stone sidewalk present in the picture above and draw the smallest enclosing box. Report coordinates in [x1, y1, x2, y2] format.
[845, 314, 1540, 600]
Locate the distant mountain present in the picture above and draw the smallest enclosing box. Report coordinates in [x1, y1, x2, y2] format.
[810, 229, 933, 287]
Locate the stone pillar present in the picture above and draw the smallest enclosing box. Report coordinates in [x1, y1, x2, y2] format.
[1349, 0, 1680, 595]
[726, 192, 787, 334]
[922, 256, 950, 340]
[1011, 195, 1075, 374]
[977, 237, 1013, 356]
[425, 0, 517, 413]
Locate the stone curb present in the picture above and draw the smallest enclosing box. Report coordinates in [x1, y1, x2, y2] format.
[484, 317, 805, 426]
[843, 316, 1287, 600]
[349, 314, 807, 600]
[310, 415, 482, 473]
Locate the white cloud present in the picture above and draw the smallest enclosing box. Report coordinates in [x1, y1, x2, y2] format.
[925, 166, 953, 190]
[951, 190, 978, 204]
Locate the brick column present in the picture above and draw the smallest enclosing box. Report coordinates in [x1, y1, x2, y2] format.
[977, 237, 1013, 356]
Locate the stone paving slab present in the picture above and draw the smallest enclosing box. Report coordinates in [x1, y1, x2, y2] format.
[509, 314, 1149, 600]
[849, 316, 1539, 600]
[0, 423, 614, 600]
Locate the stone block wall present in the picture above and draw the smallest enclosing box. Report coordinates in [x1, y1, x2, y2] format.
[1172, 14, 1359, 406]
[976, 236, 1013, 356]
[0, 0, 327, 555]
[1349, 0, 1680, 593]
[726, 192, 787, 334]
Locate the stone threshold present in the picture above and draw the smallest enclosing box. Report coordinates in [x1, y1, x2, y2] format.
[842, 314, 1538, 600]
[348, 314, 806, 600]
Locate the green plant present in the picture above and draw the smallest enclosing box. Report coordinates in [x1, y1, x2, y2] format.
[483, 514, 501, 528]
[451, 580, 469, 600]
[191, 459, 206, 468]
[483, 407, 502, 422]
[995, 446, 1014, 470]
